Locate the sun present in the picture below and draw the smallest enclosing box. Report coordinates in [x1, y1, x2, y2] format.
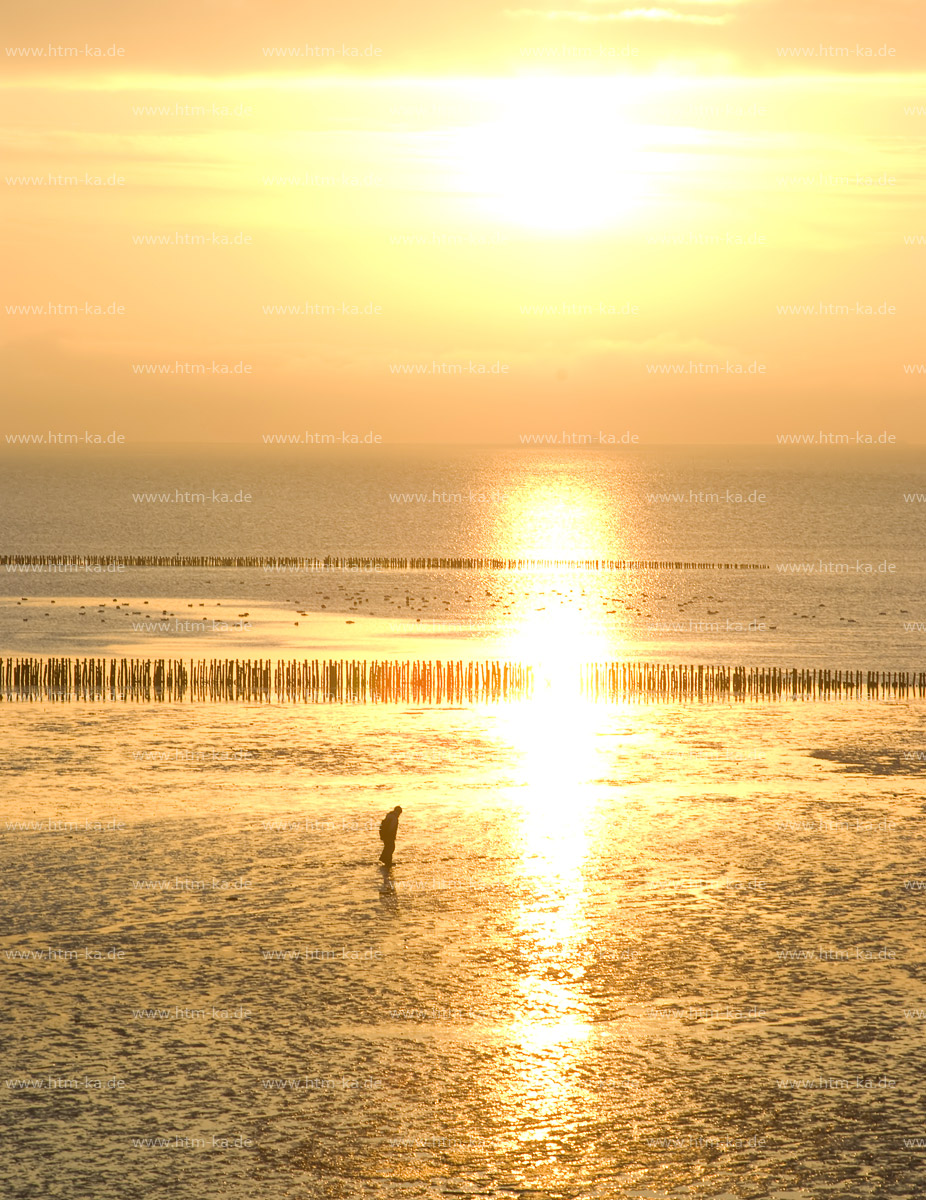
[451, 78, 649, 232]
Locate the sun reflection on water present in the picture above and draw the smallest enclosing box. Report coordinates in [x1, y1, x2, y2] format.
[497, 478, 625, 955]
[492, 611, 617, 1137]
[490, 675, 606, 1180]
[482, 480, 642, 1171]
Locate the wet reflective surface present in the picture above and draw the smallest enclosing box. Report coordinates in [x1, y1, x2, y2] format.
[3, 699, 925, 1199]
[3, 446, 926, 669]
[4, 445, 925, 1196]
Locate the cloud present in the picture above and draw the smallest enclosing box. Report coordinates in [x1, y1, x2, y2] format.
[582, 0, 752, 4]
[505, 7, 732, 23]
[582, 333, 740, 359]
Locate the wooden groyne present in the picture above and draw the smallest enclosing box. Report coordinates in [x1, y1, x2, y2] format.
[579, 664, 926, 703]
[0, 657, 533, 705]
[2, 657, 924, 704]
[0, 554, 768, 573]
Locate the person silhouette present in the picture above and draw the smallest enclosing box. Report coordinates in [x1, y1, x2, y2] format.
[378, 806, 402, 867]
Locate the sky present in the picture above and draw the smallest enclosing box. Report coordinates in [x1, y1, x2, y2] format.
[2, 0, 925, 445]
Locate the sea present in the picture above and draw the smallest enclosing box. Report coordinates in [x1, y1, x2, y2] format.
[2, 444, 925, 1199]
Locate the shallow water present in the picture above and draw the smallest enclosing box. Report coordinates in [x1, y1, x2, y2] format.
[4, 444, 925, 1196]
[3, 698, 925, 1199]
[2, 444, 926, 669]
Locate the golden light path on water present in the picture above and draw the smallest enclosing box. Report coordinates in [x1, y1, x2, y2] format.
[491, 658, 601, 1171]
[484, 483, 638, 1173]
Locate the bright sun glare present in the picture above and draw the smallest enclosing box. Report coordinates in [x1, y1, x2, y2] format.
[454, 78, 649, 231]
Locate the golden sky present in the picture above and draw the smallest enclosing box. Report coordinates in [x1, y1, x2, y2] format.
[3, 0, 925, 444]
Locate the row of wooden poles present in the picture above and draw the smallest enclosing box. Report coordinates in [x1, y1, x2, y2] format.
[0, 657, 531, 705]
[579, 663, 926, 702]
[2, 657, 924, 704]
[0, 554, 768, 572]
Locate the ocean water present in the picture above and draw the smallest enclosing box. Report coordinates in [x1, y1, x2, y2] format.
[2, 446, 925, 1198]
[1, 445, 925, 666]
[2, 445, 924, 567]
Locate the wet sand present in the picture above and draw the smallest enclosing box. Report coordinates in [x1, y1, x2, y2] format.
[3, 696, 926, 1198]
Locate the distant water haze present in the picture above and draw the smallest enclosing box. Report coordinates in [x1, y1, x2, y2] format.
[1, 445, 923, 667]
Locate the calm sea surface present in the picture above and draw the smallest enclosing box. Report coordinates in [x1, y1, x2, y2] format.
[2, 446, 925, 1198]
